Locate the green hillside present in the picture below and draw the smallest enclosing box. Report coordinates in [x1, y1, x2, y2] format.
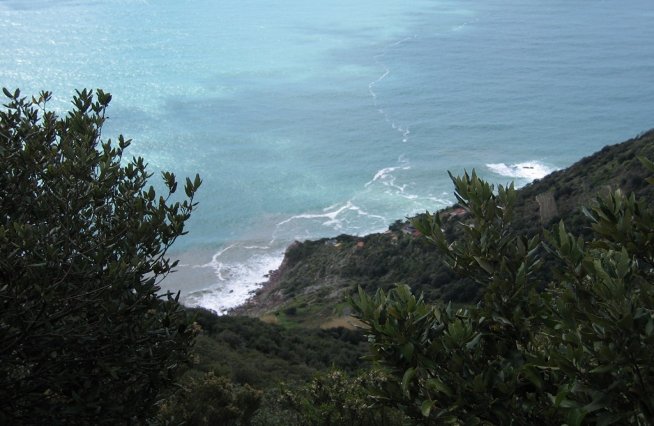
[233, 130, 654, 327]
[175, 129, 654, 424]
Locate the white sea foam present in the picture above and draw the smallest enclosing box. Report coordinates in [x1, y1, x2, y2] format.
[183, 245, 284, 315]
[273, 200, 387, 241]
[486, 161, 556, 181]
[452, 18, 479, 32]
[368, 35, 416, 144]
[365, 164, 411, 188]
[276, 201, 354, 229]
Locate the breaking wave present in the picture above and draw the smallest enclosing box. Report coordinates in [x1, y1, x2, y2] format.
[486, 160, 556, 181]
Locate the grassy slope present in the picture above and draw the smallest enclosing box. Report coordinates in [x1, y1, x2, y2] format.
[234, 130, 654, 327]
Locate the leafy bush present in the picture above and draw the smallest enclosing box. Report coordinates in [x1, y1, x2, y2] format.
[0, 89, 201, 424]
[156, 372, 262, 426]
[255, 369, 409, 426]
[352, 164, 654, 424]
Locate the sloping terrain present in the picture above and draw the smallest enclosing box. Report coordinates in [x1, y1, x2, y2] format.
[234, 130, 654, 327]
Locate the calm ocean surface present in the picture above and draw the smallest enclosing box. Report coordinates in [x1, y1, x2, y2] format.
[2, 0, 653, 312]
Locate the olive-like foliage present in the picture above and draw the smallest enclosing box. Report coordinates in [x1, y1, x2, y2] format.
[0, 89, 201, 424]
[353, 165, 654, 425]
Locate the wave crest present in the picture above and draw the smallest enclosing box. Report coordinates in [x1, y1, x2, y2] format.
[486, 161, 556, 181]
[182, 244, 284, 315]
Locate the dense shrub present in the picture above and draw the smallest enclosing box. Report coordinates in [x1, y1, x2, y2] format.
[353, 166, 654, 424]
[252, 369, 410, 426]
[0, 89, 201, 424]
[156, 372, 262, 426]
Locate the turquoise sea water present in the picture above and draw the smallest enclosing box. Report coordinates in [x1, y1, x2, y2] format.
[2, 0, 653, 312]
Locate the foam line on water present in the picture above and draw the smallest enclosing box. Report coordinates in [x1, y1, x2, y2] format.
[365, 164, 412, 188]
[271, 200, 388, 242]
[452, 17, 479, 32]
[364, 155, 414, 198]
[368, 35, 416, 144]
[193, 243, 237, 281]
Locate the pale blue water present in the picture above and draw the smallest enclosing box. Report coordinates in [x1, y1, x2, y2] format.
[2, 0, 653, 312]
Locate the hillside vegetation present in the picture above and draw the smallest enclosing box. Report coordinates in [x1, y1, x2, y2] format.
[189, 130, 654, 424]
[352, 157, 654, 424]
[0, 89, 201, 424]
[7, 88, 653, 424]
[235, 130, 654, 326]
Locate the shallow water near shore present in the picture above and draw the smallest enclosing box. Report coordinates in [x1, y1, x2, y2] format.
[2, 0, 654, 313]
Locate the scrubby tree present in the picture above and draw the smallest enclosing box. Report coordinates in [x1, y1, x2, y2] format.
[0, 89, 201, 424]
[156, 372, 262, 426]
[271, 369, 409, 426]
[352, 165, 654, 425]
